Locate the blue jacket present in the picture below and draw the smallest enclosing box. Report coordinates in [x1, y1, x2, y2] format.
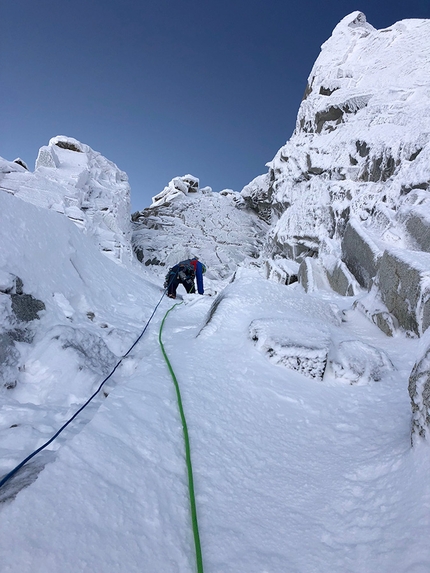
[194, 260, 204, 295]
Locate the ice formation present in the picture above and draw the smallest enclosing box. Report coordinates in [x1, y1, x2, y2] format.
[131, 175, 268, 284]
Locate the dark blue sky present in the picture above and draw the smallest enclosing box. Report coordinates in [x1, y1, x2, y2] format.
[2, 0, 429, 210]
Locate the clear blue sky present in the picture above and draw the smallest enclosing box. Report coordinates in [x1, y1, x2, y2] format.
[2, 0, 429, 210]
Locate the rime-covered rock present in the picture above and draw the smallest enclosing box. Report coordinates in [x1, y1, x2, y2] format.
[328, 339, 394, 385]
[250, 318, 330, 380]
[132, 176, 268, 283]
[242, 12, 430, 337]
[341, 220, 382, 289]
[0, 136, 132, 263]
[409, 335, 430, 442]
[265, 258, 299, 285]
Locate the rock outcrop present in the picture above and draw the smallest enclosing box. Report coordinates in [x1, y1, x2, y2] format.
[0, 272, 45, 390]
[0, 136, 132, 263]
[409, 337, 430, 442]
[131, 175, 268, 283]
[241, 12, 430, 338]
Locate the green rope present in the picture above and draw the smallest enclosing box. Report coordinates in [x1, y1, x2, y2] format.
[158, 303, 204, 573]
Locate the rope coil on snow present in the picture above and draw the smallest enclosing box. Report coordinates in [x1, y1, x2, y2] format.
[158, 303, 204, 573]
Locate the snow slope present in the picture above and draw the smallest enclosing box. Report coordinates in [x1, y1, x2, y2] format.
[0, 191, 161, 502]
[0, 261, 429, 572]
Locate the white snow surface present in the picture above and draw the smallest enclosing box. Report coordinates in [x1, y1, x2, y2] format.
[0, 187, 430, 572]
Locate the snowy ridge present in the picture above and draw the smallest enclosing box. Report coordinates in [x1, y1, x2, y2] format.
[0, 136, 132, 263]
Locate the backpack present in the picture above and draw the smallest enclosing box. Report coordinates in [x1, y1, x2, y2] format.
[164, 259, 196, 287]
[176, 259, 196, 281]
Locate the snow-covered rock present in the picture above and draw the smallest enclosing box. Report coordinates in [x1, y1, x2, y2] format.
[250, 318, 330, 380]
[132, 175, 268, 284]
[409, 330, 430, 442]
[0, 136, 132, 263]
[328, 339, 394, 385]
[243, 12, 430, 337]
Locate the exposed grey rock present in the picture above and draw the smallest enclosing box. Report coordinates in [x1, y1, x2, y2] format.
[0, 285, 35, 390]
[319, 86, 339, 97]
[0, 332, 20, 390]
[326, 260, 360, 296]
[341, 220, 382, 289]
[302, 81, 313, 101]
[356, 140, 370, 157]
[358, 152, 397, 183]
[405, 210, 430, 253]
[298, 258, 314, 292]
[315, 105, 344, 133]
[54, 140, 82, 152]
[15, 277, 23, 295]
[13, 158, 28, 170]
[377, 249, 430, 336]
[10, 294, 45, 322]
[409, 342, 430, 442]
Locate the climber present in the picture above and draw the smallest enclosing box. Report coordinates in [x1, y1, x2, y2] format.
[164, 257, 206, 299]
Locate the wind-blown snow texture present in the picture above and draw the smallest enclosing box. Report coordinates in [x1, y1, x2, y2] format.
[1, 11, 430, 573]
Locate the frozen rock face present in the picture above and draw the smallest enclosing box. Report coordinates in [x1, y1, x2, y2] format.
[131, 175, 268, 283]
[0, 136, 132, 263]
[244, 12, 430, 337]
[0, 273, 45, 390]
[409, 335, 430, 442]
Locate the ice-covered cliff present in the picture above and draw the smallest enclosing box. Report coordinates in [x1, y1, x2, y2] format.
[0, 136, 132, 263]
[244, 12, 430, 339]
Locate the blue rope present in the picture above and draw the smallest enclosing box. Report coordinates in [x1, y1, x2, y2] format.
[0, 285, 169, 491]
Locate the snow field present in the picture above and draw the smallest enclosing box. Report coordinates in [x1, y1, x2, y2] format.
[171, 276, 430, 573]
[0, 259, 430, 571]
